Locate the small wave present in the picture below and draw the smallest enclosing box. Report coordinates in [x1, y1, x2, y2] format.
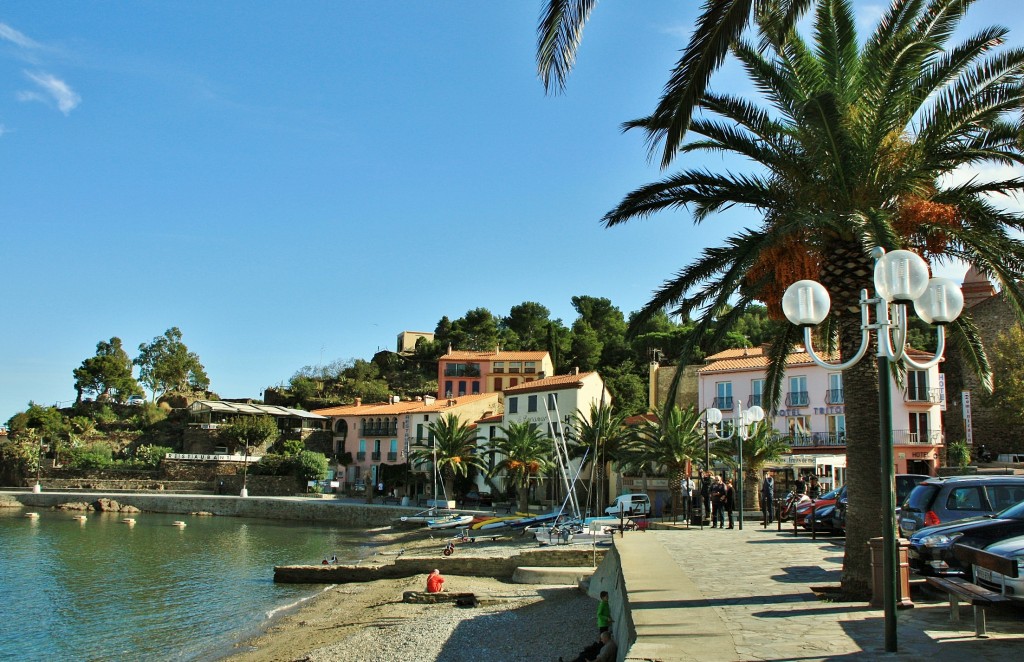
[264, 584, 335, 620]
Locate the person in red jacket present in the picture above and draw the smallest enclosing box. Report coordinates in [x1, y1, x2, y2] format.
[426, 569, 445, 593]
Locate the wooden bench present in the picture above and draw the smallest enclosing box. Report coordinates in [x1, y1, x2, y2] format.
[925, 543, 1019, 637]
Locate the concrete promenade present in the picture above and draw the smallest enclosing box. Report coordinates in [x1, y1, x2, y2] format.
[601, 525, 1024, 661]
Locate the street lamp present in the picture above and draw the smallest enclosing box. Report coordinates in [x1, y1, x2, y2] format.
[706, 403, 766, 531]
[782, 248, 963, 653]
[240, 445, 250, 498]
[32, 436, 44, 493]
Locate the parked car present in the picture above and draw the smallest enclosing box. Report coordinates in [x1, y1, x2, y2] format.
[972, 534, 1024, 599]
[605, 493, 651, 517]
[796, 485, 845, 531]
[899, 475, 1024, 536]
[830, 474, 931, 534]
[908, 497, 1024, 577]
[126, 395, 146, 406]
[459, 490, 492, 507]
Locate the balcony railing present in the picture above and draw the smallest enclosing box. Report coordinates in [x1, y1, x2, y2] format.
[356, 451, 366, 461]
[892, 430, 944, 445]
[785, 391, 810, 407]
[782, 432, 846, 447]
[904, 388, 943, 405]
[747, 394, 763, 407]
[712, 396, 734, 410]
[360, 424, 398, 437]
[371, 451, 381, 461]
[387, 452, 398, 461]
[825, 388, 844, 405]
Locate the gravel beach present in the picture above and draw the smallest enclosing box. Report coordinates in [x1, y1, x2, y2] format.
[225, 527, 601, 662]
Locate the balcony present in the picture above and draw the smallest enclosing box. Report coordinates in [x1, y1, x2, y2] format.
[904, 387, 943, 405]
[893, 430, 943, 445]
[360, 424, 398, 437]
[387, 452, 398, 461]
[785, 391, 810, 407]
[782, 432, 846, 448]
[712, 396, 734, 410]
[371, 451, 381, 461]
[356, 452, 366, 461]
[443, 364, 481, 377]
[747, 394, 763, 407]
[825, 388, 844, 405]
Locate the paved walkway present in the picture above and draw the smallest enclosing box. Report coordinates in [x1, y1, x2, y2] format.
[615, 524, 1024, 661]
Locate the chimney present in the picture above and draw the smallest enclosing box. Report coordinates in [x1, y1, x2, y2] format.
[354, 397, 362, 407]
[424, 395, 436, 406]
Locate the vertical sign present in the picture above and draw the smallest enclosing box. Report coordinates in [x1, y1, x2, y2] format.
[962, 391, 973, 446]
[938, 374, 946, 412]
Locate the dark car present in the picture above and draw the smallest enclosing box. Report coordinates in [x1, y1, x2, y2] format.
[459, 490, 492, 507]
[796, 485, 845, 531]
[830, 474, 929, 534]
[899, 475, 1024, 536]
[908, 498, 1024, 577]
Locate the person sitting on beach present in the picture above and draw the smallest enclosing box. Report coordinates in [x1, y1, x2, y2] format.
[589, 631, 616, 662]
[426, 569, 445, 593]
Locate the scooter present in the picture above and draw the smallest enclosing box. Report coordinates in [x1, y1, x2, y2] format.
[779, 490, 812, 521]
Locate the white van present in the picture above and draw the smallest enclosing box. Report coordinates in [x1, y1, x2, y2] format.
[605, 493, 651, 516]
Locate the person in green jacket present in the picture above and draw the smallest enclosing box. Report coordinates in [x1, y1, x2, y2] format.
[596, 591, 612, 633]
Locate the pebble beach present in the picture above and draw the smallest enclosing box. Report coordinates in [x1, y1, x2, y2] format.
[225, 526, 600, 662]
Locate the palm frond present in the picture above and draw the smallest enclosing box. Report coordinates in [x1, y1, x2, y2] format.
[536, 0, 598, 93]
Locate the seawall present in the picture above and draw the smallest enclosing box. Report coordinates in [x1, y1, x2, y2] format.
[0, 491, 413, 528]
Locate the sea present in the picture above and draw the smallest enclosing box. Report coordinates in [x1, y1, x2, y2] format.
[0, 508, 377, 661]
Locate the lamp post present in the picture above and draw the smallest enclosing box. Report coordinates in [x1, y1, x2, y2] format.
[240, 445, 250, 498]
[32, 435, 44, 493]
[704, 403, 765, 531]
[782, 248, 963, 652]
[700, 408, 723, 528]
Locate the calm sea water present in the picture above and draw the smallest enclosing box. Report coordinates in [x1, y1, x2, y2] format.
[0, 508, 376, 661]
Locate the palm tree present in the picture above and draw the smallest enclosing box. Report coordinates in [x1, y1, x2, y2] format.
[621, 406, 727, 516]
[486, 421, 555, 514]
[408, 413, 485, 502]
[738, 421, 790, 515]
[571, 401, 631, 515]
[536, 0, 812, 168]
[596, 0, 1024, 597]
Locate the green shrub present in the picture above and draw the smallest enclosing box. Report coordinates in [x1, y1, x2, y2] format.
[947, 440, 971, 469]
[68, 443, 113, 470]
[134, 444, 174, 468]
[250, 452, 289, 476]
[91, 405, 118, 425]
[281, 439, 304, 456]
[294, 451, 328, 482]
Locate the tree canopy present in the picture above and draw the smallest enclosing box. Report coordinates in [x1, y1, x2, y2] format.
[134, 327, 210, 400]
[73, 337, 141, 403]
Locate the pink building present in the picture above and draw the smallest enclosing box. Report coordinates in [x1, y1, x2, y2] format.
[313, 392, 501, 495]
[697, 346, 945, 477]
[436, 349, 554, 399]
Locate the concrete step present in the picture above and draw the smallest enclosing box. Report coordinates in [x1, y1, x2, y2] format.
[512, 565, 596, 585]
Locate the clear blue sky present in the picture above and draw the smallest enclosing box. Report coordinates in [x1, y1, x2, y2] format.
[3, 2, 1022, 423]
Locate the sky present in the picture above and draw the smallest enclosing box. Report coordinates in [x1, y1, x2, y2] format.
[3, 1, 1023, 424]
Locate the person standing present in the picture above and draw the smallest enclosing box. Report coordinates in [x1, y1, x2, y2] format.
[794, 473, 806, 495]
[710, 476, 726, 528]
[724, 478, 736, 529]
[596, 590, 612, 634]
[761, 470, 775, 524]
[808, 475, 821, 499]
[700, 470, 712, 525]
[680, 474, 696, 524]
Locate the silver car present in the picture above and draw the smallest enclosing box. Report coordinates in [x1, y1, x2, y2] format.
[899, 475, 1024, 536]
[974, 534, 1024, 599]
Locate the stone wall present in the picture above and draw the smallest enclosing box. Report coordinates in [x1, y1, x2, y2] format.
[274, 547, 608, 583]
[943, 292, 1024, 456]
[33, 478, 210, 492]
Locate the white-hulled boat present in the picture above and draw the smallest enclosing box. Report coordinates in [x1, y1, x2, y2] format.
[426, 514, 474, 529]
[392, 509, 439, 529]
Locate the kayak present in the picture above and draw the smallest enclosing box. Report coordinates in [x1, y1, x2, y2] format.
[426, 514, 475, 529]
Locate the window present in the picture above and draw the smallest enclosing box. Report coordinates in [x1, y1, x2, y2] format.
[827, 373, 844, 404]
[416, 424, 424, 442]
[547, 393, 558, 411]
[750, 379, 764, 407]
[907, 370, 929, 401]
[788, 376, 809, 406]
[508, 397, 518, 414]
[527, 395, 538, 412]
[524, 361, 536, 374]
[493, 362, 505, 373]
[458, 380, 467, 396]
[946, 487, 984, 511]
[494, 377, 503, 391]
[444, 381, 453, 398]
[787, 416, 811, 439]
[908, 412, 929, 442]
[548, 422, 561, 438]
[359, 440, 366, 453]
[471, 381, 480, 394]
[714, 382, 733, 410]
[509, 362, 522, 373]
[509, 378, 518, 387]
[827, 415, 845, 444]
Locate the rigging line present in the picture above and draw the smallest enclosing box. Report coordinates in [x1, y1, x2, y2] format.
[587, 391, 606, 518]
[547, 395, 582, 519]
[553, 446, 591, 524]
[542, 400, 572, 516]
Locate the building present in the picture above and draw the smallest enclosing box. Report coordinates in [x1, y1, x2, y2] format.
[313, 392, 501, 497]
[185, 400, 330, 454]
[396, 330, 434, 355]
[696, 345, 946, 477]
[436, 348, 554, 399]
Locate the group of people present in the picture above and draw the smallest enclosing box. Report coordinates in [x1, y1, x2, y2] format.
[563, 591, 616, 662]
[679, 470, 738, 528]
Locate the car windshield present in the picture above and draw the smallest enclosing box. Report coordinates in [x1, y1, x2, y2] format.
[904, 484, 939, 511]
[817, 487, 841, 500]
[995, 497, 1024, 519]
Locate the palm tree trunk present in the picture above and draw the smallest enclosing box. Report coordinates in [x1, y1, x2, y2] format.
[822, 242, 879, 599]
[517, 485, 530, 514]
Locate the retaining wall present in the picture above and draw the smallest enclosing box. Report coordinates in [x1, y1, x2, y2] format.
[275, 547, 607, 583]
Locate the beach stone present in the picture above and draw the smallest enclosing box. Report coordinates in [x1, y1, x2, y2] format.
[402, 591, 477, 606]
[56, 502, 92, 511]
[93, 498, 121, 511]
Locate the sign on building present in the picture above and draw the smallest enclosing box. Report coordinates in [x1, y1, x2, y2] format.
[962, 391, 973, 446]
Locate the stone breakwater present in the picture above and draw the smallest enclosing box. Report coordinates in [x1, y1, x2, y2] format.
[275, 547, 608, 583]
[0, 491, 415, 527]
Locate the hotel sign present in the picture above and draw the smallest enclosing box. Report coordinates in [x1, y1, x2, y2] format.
[164, 453, 263, 462]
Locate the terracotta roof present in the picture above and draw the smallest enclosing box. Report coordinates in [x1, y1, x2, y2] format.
[704, 347, 764, 361]
[441, 350, 550, 361]
[503, 371, 598, 394]
[699, 346, 935, 374]
[476, 413, 504, 424]
[313, 392, 500, 417]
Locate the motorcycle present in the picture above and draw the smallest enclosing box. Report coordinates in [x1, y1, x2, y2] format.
[779, 490, 812, 521]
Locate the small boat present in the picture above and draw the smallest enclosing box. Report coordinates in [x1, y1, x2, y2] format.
[503, 512, 560, 530]
[471, 515, 524, 529]
[73, 515, 88, 522]
[24, 512, 40, 519]
[392, 509, 439, 528]
[122, 518, 136, 525]
[426, 514, 474, 529]
[172, 521, 187, 527]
